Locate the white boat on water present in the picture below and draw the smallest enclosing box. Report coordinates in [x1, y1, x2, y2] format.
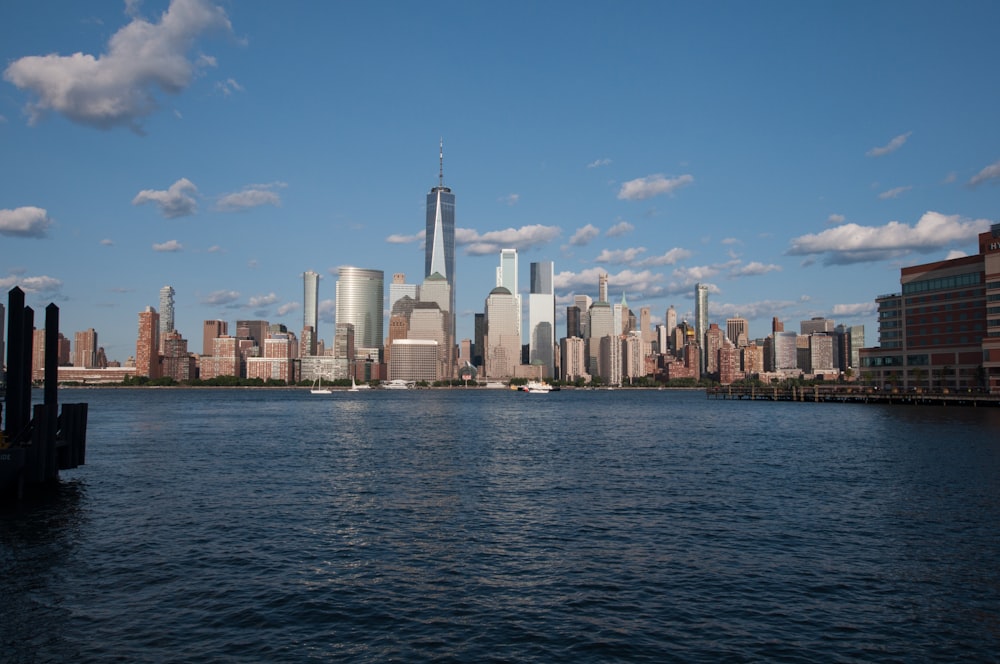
[310, 376, 332, 395]
[524, 381, 553, 393]
[349, 377, 371, 392]
[484, 381, 507, 389]
[384, 379, 415, 390]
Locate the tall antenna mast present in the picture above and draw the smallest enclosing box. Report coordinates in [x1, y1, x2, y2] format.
[439, 137, 444, 188]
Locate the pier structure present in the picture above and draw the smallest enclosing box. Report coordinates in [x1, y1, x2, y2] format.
[707, 383, 1000, 407]
[1, 287, 88, 499]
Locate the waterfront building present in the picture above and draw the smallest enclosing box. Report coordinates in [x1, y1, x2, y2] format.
[385, 314, 409, 367]
[772, 331, 798, 372]
[623, 331, 649, 383]
[425, 141, 456, 357]
[30, 328, 45, 381]
[473, 312, 485, 368]
[695, 283, 709, 374]
[419, 272, 454, 377]
[639, 306, 652, 343]
[74, 328, 98, 368]
[588, 301, 614, 378]
[566, 306, 581, 339]
[560, 336, 588, 382]
[388, 339, 438, 382]
[528, 261, 555, 378]
[805, 334, 835, 375]
[772, 317, 785, 333]
[496, 249, 521, 337]
[57, 333, 70, 366]
[861, 223, 1000, 393]
[200, 335, 240, 379]
[136, 306, 161, 379]
[335, 266, 384, 359]
[705, 323, 725, 377]
[719, 341, 741, 385]
[408, 303, 447, 380]
[598, 273, 608, 303]
[599, 335, 623, 386]
[162, 330, 194, 382]
[333, 322, 355, 361]
[484, 286, 520, 379]
[742, 343, 764, 375]
[203, 320, 227, 356]
[159, 286, 175, 352]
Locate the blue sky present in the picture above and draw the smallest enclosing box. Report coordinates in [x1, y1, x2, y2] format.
[2, 0, 999, 362]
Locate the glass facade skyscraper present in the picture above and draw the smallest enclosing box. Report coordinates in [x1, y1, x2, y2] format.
[335, 266, 384, 358]
[695, 283, 709, 373]
[159, 285, 175, 351]
[529, 260, 555, 378]
[425, 141, 456, 376]
[303, 271, 319, 335]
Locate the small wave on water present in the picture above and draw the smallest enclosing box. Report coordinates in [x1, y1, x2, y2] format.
[2, 388, 999, 662]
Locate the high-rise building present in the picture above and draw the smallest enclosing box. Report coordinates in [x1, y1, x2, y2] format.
[575, 294, 593, 339]
[426, 140, 456, 351]
[801, 317, 835, 335]
[136, 306, 161, 379]
[303, 270, 319, 342]
[0, 302, 5, 373]
[497, 248, 521, 336]
[588, 301, 614, 380]
[861, 223, 1000, 392]
[666, 305, 677, 338]
[727, 317, 749, 347]
[529, 261, 555, 378]
[484, 286, 520, 379]
[560, 336, 588, 382]
[566, 306, 581, 339]
[695, 283, 709, 373]
[159, 286, 175, 352]
[335, 266, 384, 359]
[639, 306, 652, 343]
[598, 273, 609, 303]
[772, 331, 798, 371]
[388, 339, 439, 382]
[74, 328, 98, 368]
[236, 320, 268, 351]
[162, 330, 193, 382]
[203, 320, 227, 356]
[389, 273, 418, 316]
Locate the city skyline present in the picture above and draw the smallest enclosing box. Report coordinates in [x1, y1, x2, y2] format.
[2, 1, 999, 360]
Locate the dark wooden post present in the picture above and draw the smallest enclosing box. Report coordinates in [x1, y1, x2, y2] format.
[45, 303, 59, 411]
[5, 287, 25, 440]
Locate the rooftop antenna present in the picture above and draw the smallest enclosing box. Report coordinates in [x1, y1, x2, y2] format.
[438, 137, 444, 188]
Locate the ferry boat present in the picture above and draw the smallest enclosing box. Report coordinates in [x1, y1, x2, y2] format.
[384, 379, 415, 390]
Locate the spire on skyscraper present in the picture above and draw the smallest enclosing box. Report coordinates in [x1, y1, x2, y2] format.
[439, 137, 444, 188]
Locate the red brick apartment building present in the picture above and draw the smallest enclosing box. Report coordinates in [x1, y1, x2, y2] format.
[861, 224, 1000, 393]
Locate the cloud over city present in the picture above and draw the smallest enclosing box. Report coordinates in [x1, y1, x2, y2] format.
[617, 174, 694, 200]
[216, 182, 286, 211]
[0, 206, 53, 238]
[3, 0, 233, 132]
[787, 211, 992, 265]
[866, 131, 912, 157]
[133, 178, 198, 218]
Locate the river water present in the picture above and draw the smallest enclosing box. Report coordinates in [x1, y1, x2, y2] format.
[2, 388, 999, 662]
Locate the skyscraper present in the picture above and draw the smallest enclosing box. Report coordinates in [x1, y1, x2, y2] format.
[203, 320, 227, 356]
[136, 306, 161, 379]
[529, 261, 555, 378]
[497, 248, 521, 337]
[159, 285, 175, 352]
[695, 283, 709, 373]
[426, 140, 456, 336]
[335, 266, 384, 360]
[74, 328, 98, 368]
[484, 286, 520, 379]
[303, 270, 319, 335]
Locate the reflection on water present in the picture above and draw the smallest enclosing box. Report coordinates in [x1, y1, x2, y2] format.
[2, 388, 999, 662]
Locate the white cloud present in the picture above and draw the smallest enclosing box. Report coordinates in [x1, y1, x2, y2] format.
[878, 185, 911, 200]
[248, 292, 277, 308]
[386, 230, 425, 244]
[153, 239, 183, 252]
[587, 158, 612, 168]
[969, 159, 1000, 187]
[554, 267, 666, 298]
[499, 193, 520, 206]
[0, 206, 53, 237]
[215, 77, 243, 96]
[606, 221, 634, 237]
[202, 289, 240, 306]
[3, 0, 232, 132]
[944, 249, 968, 260]
[827, 214, 846, 224]
[866, 131, 912, 157]
[277, 301, 299, 316]
[710, 299, 799, 322]
[0, 274, 63, 294]
[730, 261, 782, 277]
[831, 302, 878, 317]
[617, 173, 693, 200]
[133, 178, 198, 217]
[216, 182, 285, 211]
[595, 247, 647, 264]
[460, 224, 560, 255]
[635, 247, 692, 267]
[568, 224, 600, 246]
[787, 210, 992, 265]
